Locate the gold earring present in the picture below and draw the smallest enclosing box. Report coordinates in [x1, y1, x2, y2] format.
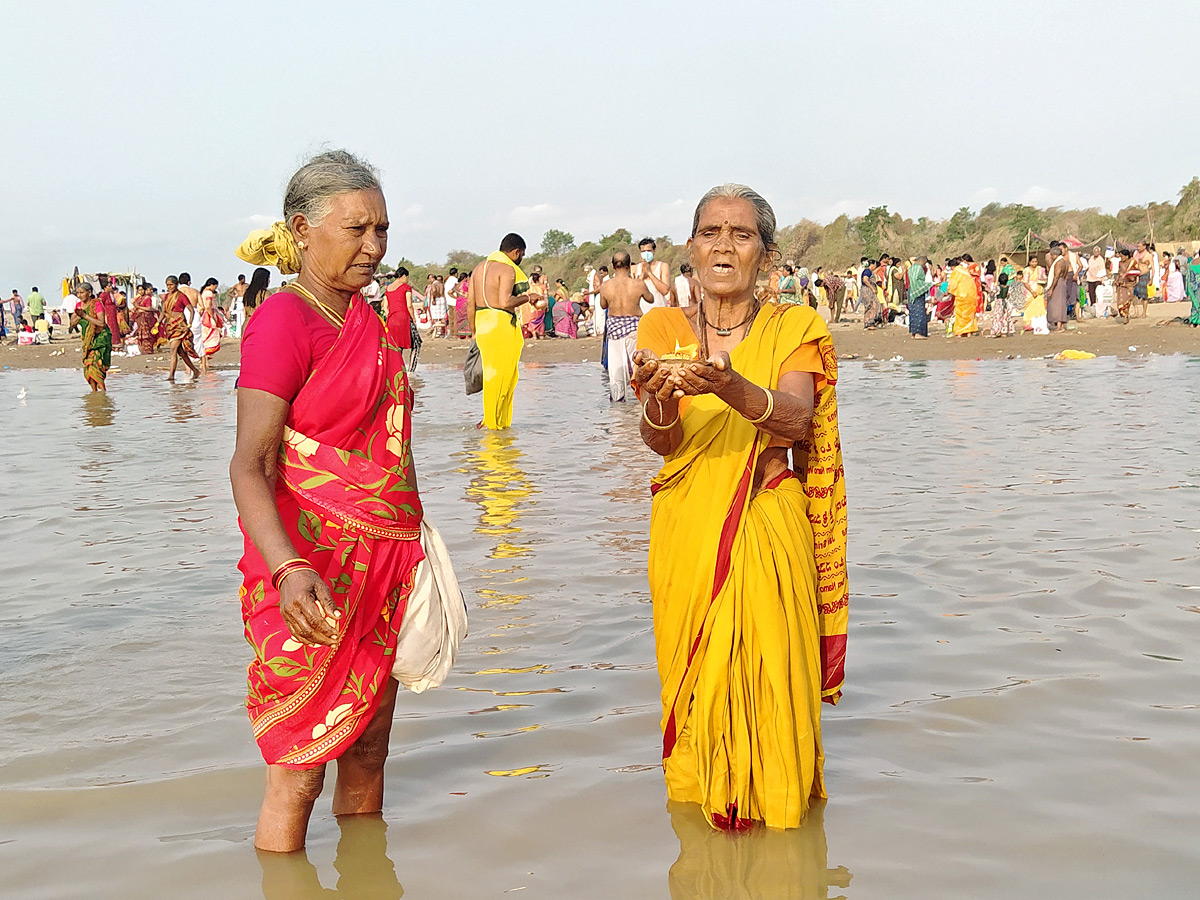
[298, 241, 306, 249]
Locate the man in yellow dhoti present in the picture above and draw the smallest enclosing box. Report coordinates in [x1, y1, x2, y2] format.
[948, 258, 979, 336]
[632, 184, 848, 831]
[467, 233, 531, 429]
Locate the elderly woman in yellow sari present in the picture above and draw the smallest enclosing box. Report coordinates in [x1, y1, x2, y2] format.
[632, 184, 848, 832]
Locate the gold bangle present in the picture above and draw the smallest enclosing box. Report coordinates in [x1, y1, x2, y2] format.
[747, 386, 774, 425]
[642, 398, 680, 431]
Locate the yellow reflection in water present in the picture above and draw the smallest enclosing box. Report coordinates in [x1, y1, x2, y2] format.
[463, 432, 538, 670]
[667, 801, 851, 900]
[468, 704, 532, 714]
[471, 664, 549, 675]
[258, 814, 402, 900]
[485, 765, 555, 778]
[465, 433, 534, 554]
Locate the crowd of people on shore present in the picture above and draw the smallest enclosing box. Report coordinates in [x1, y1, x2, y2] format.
[762, 241, 1200, 338]
[10, 232, 1199, 395]
[3, 269, 277, 390]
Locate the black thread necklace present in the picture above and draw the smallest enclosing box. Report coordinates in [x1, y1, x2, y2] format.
[698, 298, 759, 357]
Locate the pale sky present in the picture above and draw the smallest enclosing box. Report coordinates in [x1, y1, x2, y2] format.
[4, 0, 1198, 292]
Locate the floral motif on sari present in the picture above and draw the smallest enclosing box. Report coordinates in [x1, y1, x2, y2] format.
[238, 295, 425, 768]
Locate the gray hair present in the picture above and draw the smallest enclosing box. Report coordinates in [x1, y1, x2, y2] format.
[691, 183, 777, 250]
[283, 149, 381, 227]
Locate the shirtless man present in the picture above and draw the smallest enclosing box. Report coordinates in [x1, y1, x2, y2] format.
[632, 237, 672, 314]
[230, 274, 249, 302]
[599, 250, 653, 402]
[1133, 240, 1153, 319]
[229, 274, 249, 337]
[466, 233, 531, 429]
[672, 262, 700, 311]
[177, 272, 200, 306]
[177, 273, 205, 371]
[429, 275, 448, 336]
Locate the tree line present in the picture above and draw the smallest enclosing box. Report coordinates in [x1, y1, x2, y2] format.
[382, 178, 1200, 293]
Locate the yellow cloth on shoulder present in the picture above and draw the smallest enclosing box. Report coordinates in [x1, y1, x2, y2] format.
[235, 221, 302, 275]
[637, 304, 848, 831]
[475, 252, 528, 430]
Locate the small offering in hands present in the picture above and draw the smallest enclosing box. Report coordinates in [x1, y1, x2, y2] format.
[657, 342, 700, 370]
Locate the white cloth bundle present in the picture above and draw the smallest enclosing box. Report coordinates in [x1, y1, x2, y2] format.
[392, 520, 468, 693]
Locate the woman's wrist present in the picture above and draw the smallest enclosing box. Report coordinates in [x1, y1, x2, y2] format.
[642, 393, 679, 428]
[715, 371, 748, 408]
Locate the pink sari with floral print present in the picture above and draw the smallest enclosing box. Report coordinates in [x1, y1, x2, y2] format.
[238, 294, 425, 768]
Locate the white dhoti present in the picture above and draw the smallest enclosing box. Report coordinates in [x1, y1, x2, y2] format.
[606, 315, 638, 402]
[593, 302, 607, 343]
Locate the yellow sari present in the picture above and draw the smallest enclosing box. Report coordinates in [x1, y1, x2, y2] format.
[948, 266, 978, 335]
[476, 251, 528, 430]
[638, 304, 848, 831]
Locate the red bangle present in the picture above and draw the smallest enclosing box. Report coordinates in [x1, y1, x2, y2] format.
[271, 558, 316, 592]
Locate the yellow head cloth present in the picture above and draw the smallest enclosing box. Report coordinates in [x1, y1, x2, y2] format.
[236, 221, 302, 275]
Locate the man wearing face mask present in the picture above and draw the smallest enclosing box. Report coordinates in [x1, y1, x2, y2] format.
[633, 237, 673, 314]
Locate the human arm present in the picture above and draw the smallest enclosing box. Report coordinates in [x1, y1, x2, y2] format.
[672, 352, 814, 443]
[646, 261, 671, 296]
[78, 304, 105, 327]
[632, 350, 684, 456]
[229, 388, 340, 646]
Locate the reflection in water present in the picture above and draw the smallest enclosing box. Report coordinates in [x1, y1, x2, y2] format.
[668, 802, 850, 900]
[464, 433, 535, 611]
[81, 393, 116, 428]
[464, 433, 534, 559]
[165, 381, 203, 424]
[258, 815, 402, 900]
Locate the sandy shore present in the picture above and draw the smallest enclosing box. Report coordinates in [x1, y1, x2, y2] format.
[4, 304, 1196, 373]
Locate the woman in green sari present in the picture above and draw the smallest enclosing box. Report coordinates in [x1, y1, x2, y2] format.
[778, 265, 800, 304]
[1185, 258, 1200, 327]
[71, 283, 112, 392]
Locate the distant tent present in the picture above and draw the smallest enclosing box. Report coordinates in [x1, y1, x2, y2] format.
[1007, 229, 1116, 265]
[65, 269, 142, 293]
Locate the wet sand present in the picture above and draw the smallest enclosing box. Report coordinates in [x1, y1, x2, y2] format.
[6, 303, 1196, 373]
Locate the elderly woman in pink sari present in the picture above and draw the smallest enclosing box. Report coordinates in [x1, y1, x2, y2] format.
[230, 150, 423, 853]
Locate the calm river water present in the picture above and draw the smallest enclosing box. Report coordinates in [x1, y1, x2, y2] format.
[1, 355, 1198, 899]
